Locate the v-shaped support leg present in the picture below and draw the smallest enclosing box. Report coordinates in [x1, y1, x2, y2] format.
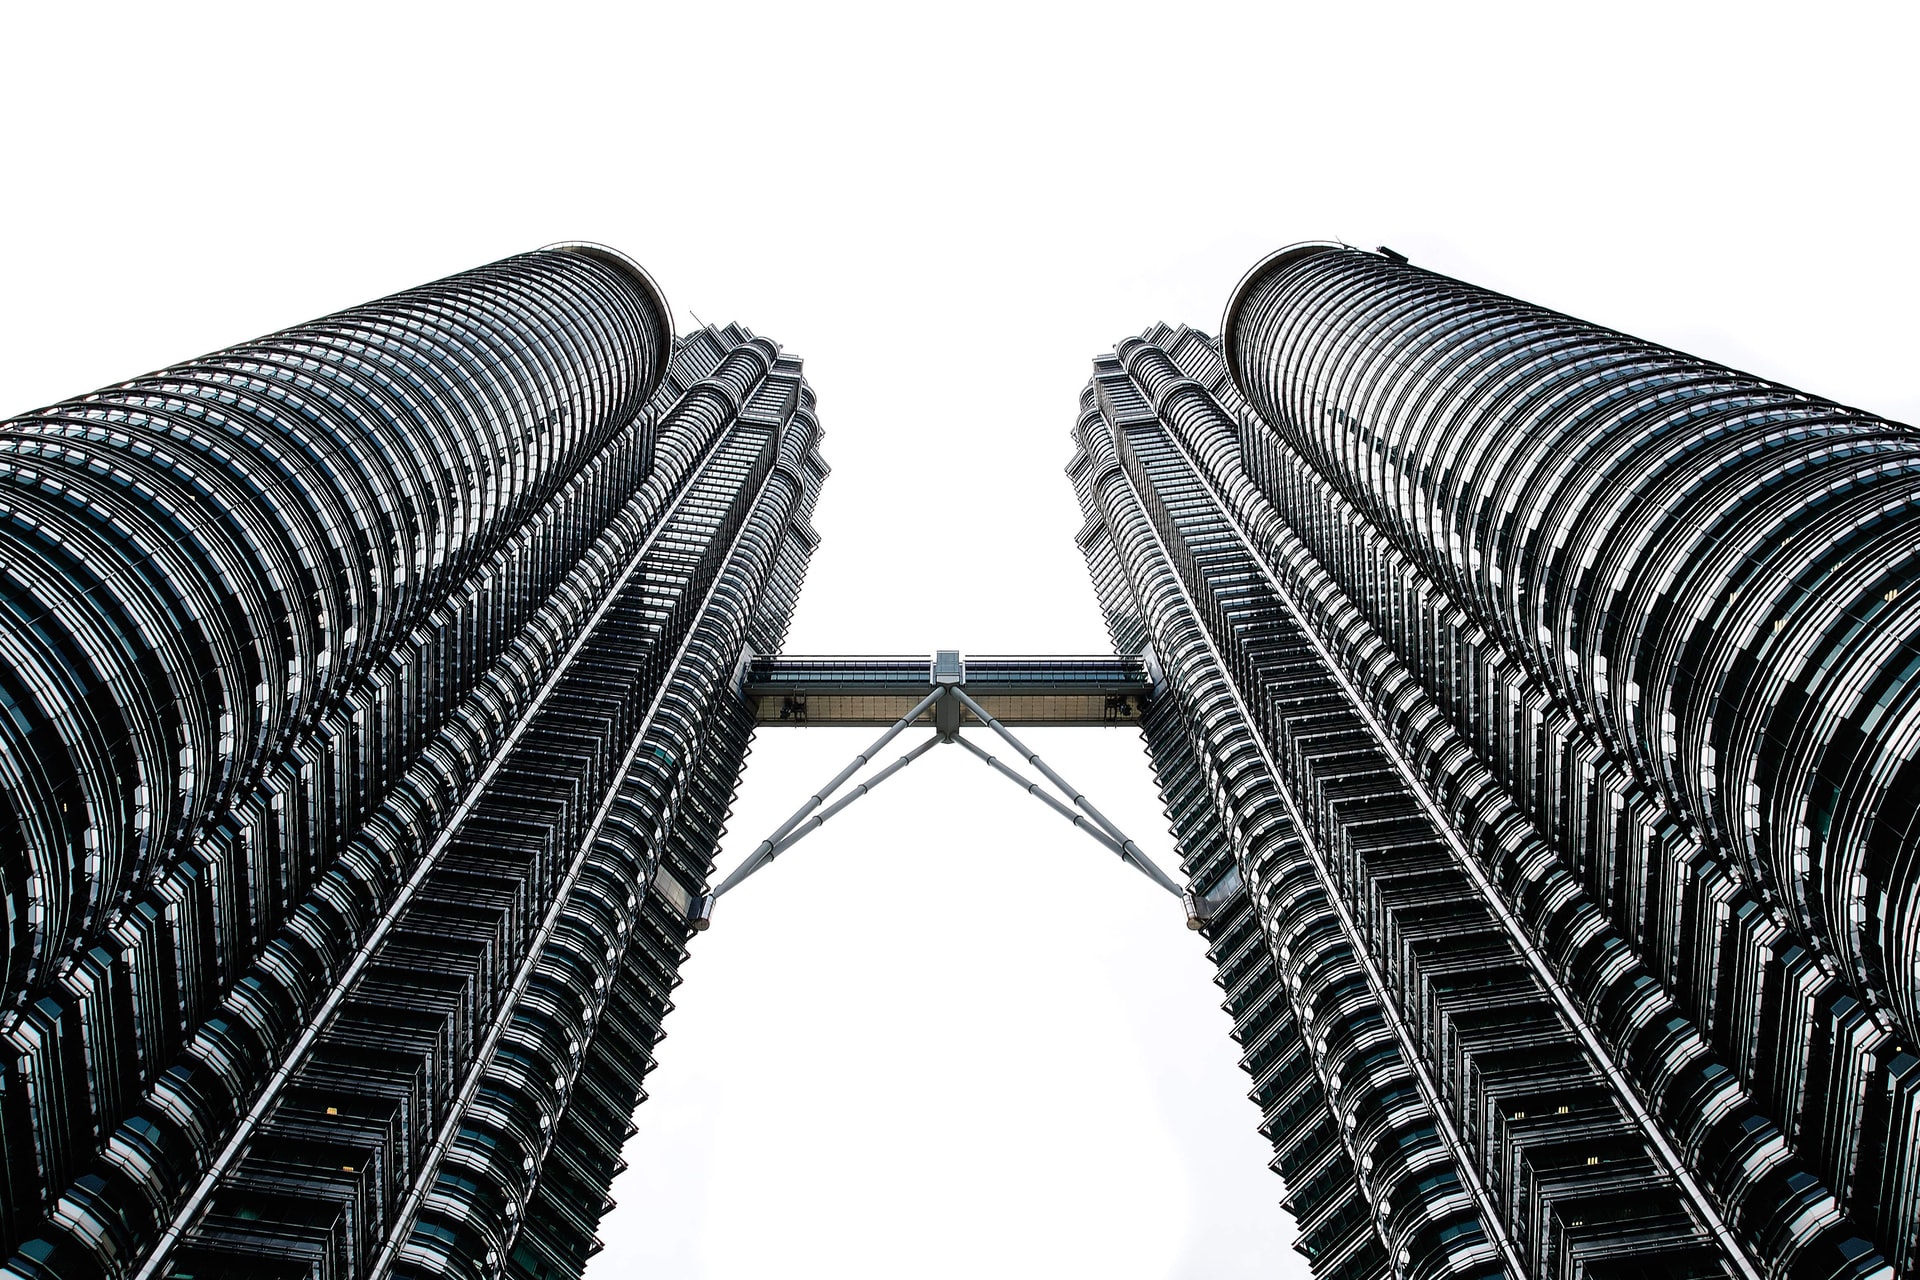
[950, 732, 1184, 900]
[701, 687, 949, 925]
[947, 686, 1183, 897]
[697, 679, 1203, 930]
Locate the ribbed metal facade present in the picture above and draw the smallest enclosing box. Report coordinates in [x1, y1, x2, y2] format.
[1072, 245, 1918, 1279]
[7, 235, 1913, 1280]
[0, 248, 825, 1280]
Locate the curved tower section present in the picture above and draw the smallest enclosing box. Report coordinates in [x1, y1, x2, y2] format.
[0, 250, 827, 1280]
[1227, 246, 1920, 1274]
[1225, 245, 1920, 1043]
[1076, 326, 1750, 1279]
[1098, 244, 1920, 1276]
[0, 243, 668, 1005]
[1082, 260, 1920, 1274]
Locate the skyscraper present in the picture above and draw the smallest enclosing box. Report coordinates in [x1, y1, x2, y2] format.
[4, 235, 1916, 1280]
[1073, 244, 1918, 1278]
[0, 246, 825, 1279]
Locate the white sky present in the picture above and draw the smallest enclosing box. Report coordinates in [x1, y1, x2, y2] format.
[2, 4, 1914, 1277]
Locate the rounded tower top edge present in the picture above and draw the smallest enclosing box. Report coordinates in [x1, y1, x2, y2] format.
[541, 240, 675, 342]
[1220, 240, 1354, 393]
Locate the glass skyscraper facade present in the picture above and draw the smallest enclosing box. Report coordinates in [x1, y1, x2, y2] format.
[0, 247, 825, 1279]
[1073, 245, 1917, 1278]
[2, 237, 1916, 1280]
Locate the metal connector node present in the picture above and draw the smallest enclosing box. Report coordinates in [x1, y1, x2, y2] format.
[1183, 891, 1206, 931]
[1181, 866, 1244, 931]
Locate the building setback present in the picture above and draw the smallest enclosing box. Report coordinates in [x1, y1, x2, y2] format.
[0, 247, 825, 1279]
[1071, 244, 1918, 1278]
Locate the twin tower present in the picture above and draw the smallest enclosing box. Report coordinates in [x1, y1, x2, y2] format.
[0, 243, 1916, 1280]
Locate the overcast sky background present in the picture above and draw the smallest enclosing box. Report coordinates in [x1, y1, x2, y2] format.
[2, 4, 1916, 1277]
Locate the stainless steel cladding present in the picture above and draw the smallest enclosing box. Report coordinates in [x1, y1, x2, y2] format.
[0, 248, 826, 1280]
[1075, 245, 1920, 1279]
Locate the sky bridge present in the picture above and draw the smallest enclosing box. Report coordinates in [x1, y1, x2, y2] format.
[744, 652, 1153, 729]
[708, 650, 1238, 930]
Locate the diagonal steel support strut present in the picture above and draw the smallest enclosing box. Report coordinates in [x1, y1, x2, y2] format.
[710, 685, 948, 902]
[948, 686, 1183, 896]
[767, 733, 941, 861]
[953, 734, 1181, 897]
[694, 733, 943, 929]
